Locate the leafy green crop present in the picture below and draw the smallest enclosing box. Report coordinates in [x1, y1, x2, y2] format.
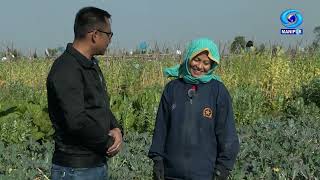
[0, 53, 319, 179]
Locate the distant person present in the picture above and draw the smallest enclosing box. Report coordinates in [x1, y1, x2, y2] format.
[246, 40, 255, 52]
[46, 7, 122, 180]
[149, 38, 240, 180]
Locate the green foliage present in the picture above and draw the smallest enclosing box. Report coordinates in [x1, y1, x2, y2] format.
[230, 36, 246, 54]
[0, 133, 152, 180]
[232, 105, 320, 179]
[0, 82, 53, 143]
[108, 132, 153, 180]
[132, 86, 162, 133]
[0, 140, 53, 179]
[110, 85, 162, 133]
[301, 76, 320, 107]
[231, 84, 268, 125]
[0, 104, 319, 179]
[0, 110, 32, 143]
[0, 53, 319, 179]
[313, 26, 320, 45]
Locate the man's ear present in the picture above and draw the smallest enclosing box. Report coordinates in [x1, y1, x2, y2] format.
[91, 30, 98, 43]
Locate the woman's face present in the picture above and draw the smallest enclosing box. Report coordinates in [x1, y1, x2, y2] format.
[189, 51, 212, 77]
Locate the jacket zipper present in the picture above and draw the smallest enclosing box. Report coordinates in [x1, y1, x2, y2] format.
[92, 63, 108, 108]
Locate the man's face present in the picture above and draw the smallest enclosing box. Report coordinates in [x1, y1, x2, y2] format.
[94, 17, 112, 55]
[189, 51, 212, 77]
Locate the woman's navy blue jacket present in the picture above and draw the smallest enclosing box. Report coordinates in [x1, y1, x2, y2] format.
[149, 79, 240, 180]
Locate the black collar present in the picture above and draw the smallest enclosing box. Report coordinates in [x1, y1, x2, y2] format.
[66, 43, 98, 68]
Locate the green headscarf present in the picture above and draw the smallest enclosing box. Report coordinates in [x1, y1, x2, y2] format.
[164, 38, 221, 84]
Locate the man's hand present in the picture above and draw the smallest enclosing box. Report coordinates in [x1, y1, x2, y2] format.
[106, 128, 122, 157]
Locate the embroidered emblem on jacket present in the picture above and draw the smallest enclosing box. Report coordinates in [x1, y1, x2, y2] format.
[203, 107, 213, 119]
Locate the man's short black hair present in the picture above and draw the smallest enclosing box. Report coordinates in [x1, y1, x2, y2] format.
[74, 7, 111, 39]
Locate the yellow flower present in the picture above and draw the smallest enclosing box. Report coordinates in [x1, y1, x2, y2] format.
[0, 80, 5, 87]
[273, 167, 280, 172]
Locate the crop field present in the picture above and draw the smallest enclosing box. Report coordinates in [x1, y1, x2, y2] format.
[0, 52, 319, 179]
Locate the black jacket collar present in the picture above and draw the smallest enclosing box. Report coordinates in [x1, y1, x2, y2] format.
[66, 43, 98, 68]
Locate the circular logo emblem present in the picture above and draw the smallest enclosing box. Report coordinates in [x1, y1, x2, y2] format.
[203, 107, 213, 119]
[280, 9, 303, 28]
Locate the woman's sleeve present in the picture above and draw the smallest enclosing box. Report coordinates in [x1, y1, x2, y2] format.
[148, 85, 171, 160]
[214, 83, 240, 173]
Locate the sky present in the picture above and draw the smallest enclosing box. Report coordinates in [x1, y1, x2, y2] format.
[0, 0, 319, 55]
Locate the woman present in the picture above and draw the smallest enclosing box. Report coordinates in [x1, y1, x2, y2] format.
[148, 38, 240, 180]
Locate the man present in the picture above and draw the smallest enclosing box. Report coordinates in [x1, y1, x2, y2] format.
[46, 7, 122, 180]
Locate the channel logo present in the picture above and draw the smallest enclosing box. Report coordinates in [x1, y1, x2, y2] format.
[280, 9, 303, 35]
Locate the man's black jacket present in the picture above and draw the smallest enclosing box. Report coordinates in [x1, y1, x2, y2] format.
[46, 43, 120, 168]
